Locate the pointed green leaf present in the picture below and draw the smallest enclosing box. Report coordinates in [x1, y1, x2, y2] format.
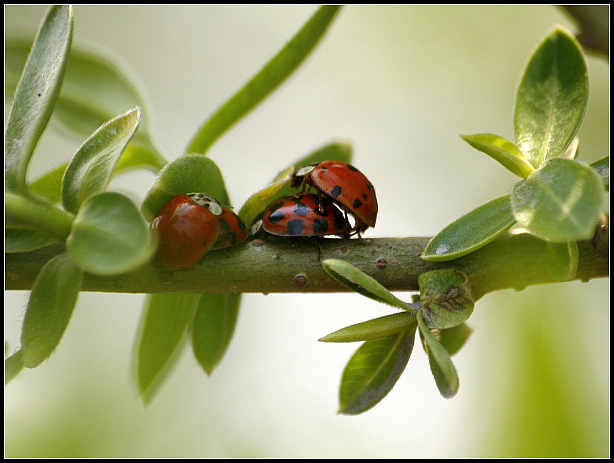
[6, 35, 165, 166]
[461, 133, 534, 178]
[419, 269, 474, 330]
[190, 294, 241, 375]
[5, 6, 73, 197]
[338, 329, 415, 415]
[20, 253, 83, 368]
[422, 195, 515, 261]
[5, 350, 25, 385]
[186, 6, 341, 155]
[67, 192, 157, 275]
[417, 310, 459, 399]
[141, 154, 229, 221]
[319, 312, 416, 343]
[61, 107, 141, 214]
[135, 294, 198, 399]
[511, 157, 604, 242]
[239, 141, 352, 225]
[514, 27, 588, 167]
[322, 259, 412, 310]
[547, 240, 579, 281]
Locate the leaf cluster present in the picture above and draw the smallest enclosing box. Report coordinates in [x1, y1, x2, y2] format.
[422, 27, 608, 285]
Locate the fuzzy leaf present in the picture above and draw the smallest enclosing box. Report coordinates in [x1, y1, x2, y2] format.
[141, 154, 229, 221]
[322, 259, 412, 310]
[5, 6, 73, 197]
[511, 157, 604, 242]
[191, 294, 241, 375]
[6, 35, 165, 167]
[422, 195, 515, 261]
[319, 312, 416, 343]
[135, 294, 198, 400]
[461, 133, 534, 178]
[514, 27, 588, 167]
[61, 107, 141, 214]
[417, 310, 459, 399]
[419, 269, 474, 330]
[67, 192, 157, 275]
[338, 329, 415, 415]
[20, 253, 83, 368]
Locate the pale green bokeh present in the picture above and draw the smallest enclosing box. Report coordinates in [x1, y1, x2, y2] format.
[5, 5, 608, 458]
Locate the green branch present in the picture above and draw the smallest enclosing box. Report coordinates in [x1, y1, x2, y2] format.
[6, 232, 608, 298]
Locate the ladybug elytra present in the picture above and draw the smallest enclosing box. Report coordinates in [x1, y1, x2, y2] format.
[291, 160, 378, 233]
[262, 194, 350, 237]
[150, 194, 220, 271]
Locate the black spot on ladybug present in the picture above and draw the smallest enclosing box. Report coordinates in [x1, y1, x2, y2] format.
[268, 210, 285, 224]
[226, 232, 238, 245]
[293, 200, 311, 216]
[287, 219, 305, 235]
[330, 185, 342, 198]
[218, 218, 230, 231]
[312, 218, 329, 234]
[353, 198, 363, 209]
[347, 164, 359, 172]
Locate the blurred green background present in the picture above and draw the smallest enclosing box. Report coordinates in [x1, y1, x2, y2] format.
[5, 5, 608, 458]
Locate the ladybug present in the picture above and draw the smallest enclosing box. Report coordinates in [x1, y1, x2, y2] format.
[186, 193, 249, 250]
[291, 160, 378, 233]
[262, 194, 350, 237]
[212, 206, 249, 249]
[150, 194, 220, 270]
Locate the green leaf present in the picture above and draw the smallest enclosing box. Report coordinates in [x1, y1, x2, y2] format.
[190, 294, 241, 375]
[419, 269, 474, 330]
[30, 144, 168, 206]
[67, 192, 157, 275]
[141, 154, 229, 221]
[135, 294, 198, 399]
[322, 259, 413, 311]
[422, 195, 516, 261]
[319, 312, 417, 343]
[5, 35, 165, 167]
[5, 350, 25, 385]
[437, 323, 473, 357]
[5, 191, 73, 244]
[28, 163, 67, 204]
[589, 156, 609, 190]
[514, 27, 588, 167]
[61, 107, 141, 214]
[547, 240, 579, 281]
[511, 157, 604, 242]
[239, 141, 352, 225]
[461, 133, 534, 178]
[5, 216, 59, 253]
[338, 329, 415, 415]
[417, 310, 459, 399]
[5, 6, 73, 197]
[186, 6, 342, 155]
[20, 253, 83, 368]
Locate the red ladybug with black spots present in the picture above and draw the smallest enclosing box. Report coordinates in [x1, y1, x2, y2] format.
[150, 194, 220, 270]
[185, 193, 249, 250]
[262, 194, 350, 237]
[291, 160, 378, 233]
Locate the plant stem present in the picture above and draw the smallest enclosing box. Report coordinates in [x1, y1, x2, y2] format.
[5, 232, 608, 296]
